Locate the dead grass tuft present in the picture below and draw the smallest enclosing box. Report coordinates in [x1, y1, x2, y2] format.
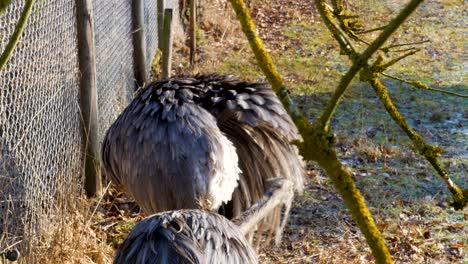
[32, 198, 113, 264]
[353, 138, 400, 163]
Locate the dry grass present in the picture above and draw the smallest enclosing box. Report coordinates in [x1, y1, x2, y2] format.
[31, 197, 113, 264]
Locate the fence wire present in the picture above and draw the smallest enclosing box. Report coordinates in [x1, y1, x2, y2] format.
[145, 0, 158, 76]
[0, 0, 161, 260]
[0, 0, 83, 257]
[93, 0, 136, 142]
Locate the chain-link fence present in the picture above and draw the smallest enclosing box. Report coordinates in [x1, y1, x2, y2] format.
[145, 0, 158, 75]
[93, 0, 136, 142]
[0, 0, 160, 260]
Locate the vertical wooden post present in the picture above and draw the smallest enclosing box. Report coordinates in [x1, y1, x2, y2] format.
[157, 0, 164, 50]
[76, 0, 101, 196]
[161, 8, 173, 79]
[189, 0, 197, 65]
[132, 0, 147, 90]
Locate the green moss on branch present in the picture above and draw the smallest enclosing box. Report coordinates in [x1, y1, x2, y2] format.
[369, 77, 466, 210]
[228, 0, 393, 262]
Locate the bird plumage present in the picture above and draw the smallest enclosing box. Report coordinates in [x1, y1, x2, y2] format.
[102, 74, 304, 244]
[102, 76, 241, 212]
[113, 210, 258, 264]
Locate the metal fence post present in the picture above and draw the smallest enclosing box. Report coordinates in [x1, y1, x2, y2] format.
[76, 0, 102, 196]
[132, 0, 147, 89]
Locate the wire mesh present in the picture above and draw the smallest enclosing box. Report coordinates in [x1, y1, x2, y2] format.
[93, 0, 135, 142]
[0, 0, 159, 259]
[0, 0, 83, 256]
[145, 0, 158, 76]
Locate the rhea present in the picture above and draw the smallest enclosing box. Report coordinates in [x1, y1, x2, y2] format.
[102, 74, 304, 243]
[114, 178, 293, 264]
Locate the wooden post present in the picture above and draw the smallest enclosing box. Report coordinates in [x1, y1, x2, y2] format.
[132, 0, 147, 89]
[157, 0, 164, 50]
[161, 9, 173, 79]
[189, 0, 196, 65]
[76, 0, 101, 196]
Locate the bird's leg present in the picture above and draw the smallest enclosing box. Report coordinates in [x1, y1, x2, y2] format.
[233, 177, 294, 244]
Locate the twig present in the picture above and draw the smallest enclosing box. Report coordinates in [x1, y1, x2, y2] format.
[318, 63, 361, 131]
[380, 48, 421, 70]
[80, 182, 112, 239]
[382, 73, 468, 98]
[0, 0, 35, 72]
[356, 26, 387, 35]
[385, 47, 418, 53]
[381, 40, 430, 52]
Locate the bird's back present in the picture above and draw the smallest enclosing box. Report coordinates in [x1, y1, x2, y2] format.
[113, 210, 258, 264]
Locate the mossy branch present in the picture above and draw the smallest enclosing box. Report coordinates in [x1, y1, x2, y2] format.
[318, 63, 361, 131]
[368, 76, 466, 209]
[382, 73, 468, 98]
[0, 0, 11, 15]
[228, 0, 393, 262]
[0, 0, 35, 73]
[358, 0, 425, 64]
[329, 0, 370, 45]
[315, 0, 424, 132]
[293, 126, 394, 264]
[326, 0, 465, 209]
[314, 0, 355, 56]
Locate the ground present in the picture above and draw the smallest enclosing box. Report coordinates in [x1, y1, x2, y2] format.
[88, 0, 466, 263]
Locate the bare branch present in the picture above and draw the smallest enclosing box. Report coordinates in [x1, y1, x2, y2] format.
[381, 40, 430, 52]
[356, 25, 387, 35]
[382, 73, 468, 98]
[385, 47, 419, 53]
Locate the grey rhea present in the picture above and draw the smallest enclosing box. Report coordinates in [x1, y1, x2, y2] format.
[101, 74, 304, 243]
[113, 210, 258, 264]
[114, 178, 294, 264]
